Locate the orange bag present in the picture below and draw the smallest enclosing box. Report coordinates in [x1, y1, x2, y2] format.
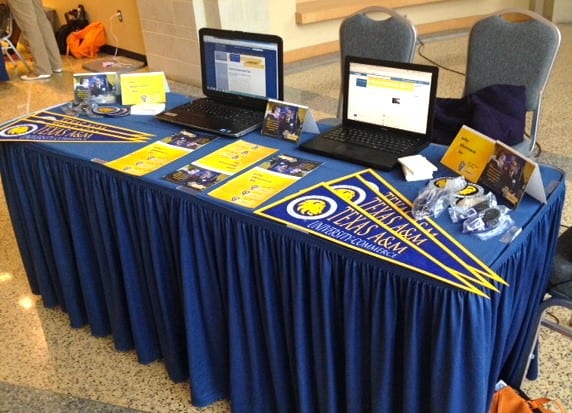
[66, 21, 106, 58]
[489, 386, 567, 413]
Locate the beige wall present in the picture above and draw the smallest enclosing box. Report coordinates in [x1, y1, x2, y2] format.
[134, 0, 537, 86]
[43, 0, 145, 55]
[44, 0, 566, 87]
[551, 0, 572, 22]
[135, 0, 202, 86]
[269, 0, 530, 53]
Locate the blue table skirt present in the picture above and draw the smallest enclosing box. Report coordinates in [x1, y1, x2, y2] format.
[0, 59, 8, 82]
[0, 94, 565, 413]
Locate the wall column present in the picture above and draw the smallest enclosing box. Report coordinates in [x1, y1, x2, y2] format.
[137, 0, 270, 87]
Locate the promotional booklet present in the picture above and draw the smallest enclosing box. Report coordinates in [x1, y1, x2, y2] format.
[261, 99, 319, 142]
[441, 125, 546, 208]
[73, 72, 120, 104]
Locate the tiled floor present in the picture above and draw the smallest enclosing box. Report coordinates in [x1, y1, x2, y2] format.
[0, 24, 571, 412]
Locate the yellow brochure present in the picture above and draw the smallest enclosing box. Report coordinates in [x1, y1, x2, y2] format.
[208, 154, 323, 208]
[209, 169, 297, 208]
[104, 141, 191, 176]
[193, 139, 277, 175]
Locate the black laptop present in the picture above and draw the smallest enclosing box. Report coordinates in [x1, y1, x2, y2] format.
[300, 56, 439, 170]
[155, 28, 284, 137]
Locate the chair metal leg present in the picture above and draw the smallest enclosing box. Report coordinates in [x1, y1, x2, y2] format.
[542, 318, 572, 338]
[517, 296, 572, 387]
[541, 298, 572, 338]
[2, 38, 32, 73]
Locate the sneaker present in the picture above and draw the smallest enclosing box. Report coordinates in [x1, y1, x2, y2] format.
[21, 73, 52, 81]
[53, 68, 63, 73]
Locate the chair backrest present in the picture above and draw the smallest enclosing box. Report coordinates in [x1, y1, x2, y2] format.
[464, 9, 561, 153]
[337, 7, 417, 117]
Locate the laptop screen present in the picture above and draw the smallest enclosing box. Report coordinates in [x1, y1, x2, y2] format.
[199, 28, 283, 104]
[345, 59, 438, 135]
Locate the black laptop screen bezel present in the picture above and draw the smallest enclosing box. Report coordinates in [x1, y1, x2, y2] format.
[198, 27, 284, 110]
[341, 56, 439, 140]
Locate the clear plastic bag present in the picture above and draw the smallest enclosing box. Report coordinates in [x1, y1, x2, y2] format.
[449, 192, 497, 223]
[462, 205, 515, 240]
[412, 176, 467, 220]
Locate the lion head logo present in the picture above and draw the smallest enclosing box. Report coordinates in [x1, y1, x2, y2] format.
[286, 194, 338, 220]
[296, 199, 327, 216]
[0, 123, 39, 137]
[333, 188, 356, 202]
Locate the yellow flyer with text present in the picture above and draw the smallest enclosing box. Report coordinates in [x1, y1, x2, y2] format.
[208, 153, 323, 208]
[193, 140, 277, 175]
[209, 169, 297, 208]
[104, 141, 191, 176]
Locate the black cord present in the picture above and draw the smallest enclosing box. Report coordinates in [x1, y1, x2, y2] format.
[416, 38, 466, 76]
[533, 141, 542, 157]
[544, 311, 560, 324]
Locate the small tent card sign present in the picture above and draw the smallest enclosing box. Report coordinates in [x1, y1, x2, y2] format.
[119, 71, 169, 106]
[441, 125, 546, 208]
[261, 99, 319, 143]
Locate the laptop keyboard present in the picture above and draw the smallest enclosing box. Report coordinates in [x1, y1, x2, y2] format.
[183, 99, 262, 123]
[324, 127, 423, 155]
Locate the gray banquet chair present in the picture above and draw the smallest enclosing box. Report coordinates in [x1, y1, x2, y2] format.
[336, 7, 417, 118]
[464, 9, 561, 156]
[0, 3, 32, 74]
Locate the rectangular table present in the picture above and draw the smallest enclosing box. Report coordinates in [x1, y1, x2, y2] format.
[0, 93, 565, 413]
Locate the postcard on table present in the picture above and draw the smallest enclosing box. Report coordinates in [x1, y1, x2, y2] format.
[160, 130, 217, 151]
[163, 164, 229, 191]
[261, 99, 319, 142]
[441, 125, 546, 208]
[73, 72, 120, 104]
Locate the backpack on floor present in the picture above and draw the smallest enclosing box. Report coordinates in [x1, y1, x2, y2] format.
[67, 21, 106, 58]
[55, 4, 88, 55]
[489, 385, 567, 413]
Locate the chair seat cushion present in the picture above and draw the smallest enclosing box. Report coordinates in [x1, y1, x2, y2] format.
[432, 84, 526, 146]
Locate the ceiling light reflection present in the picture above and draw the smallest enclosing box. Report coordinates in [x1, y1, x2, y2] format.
[18, 296, 36, 310]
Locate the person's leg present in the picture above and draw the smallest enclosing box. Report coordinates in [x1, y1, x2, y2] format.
[31, 0, 62, 72]
[8, 0, 51, 76]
